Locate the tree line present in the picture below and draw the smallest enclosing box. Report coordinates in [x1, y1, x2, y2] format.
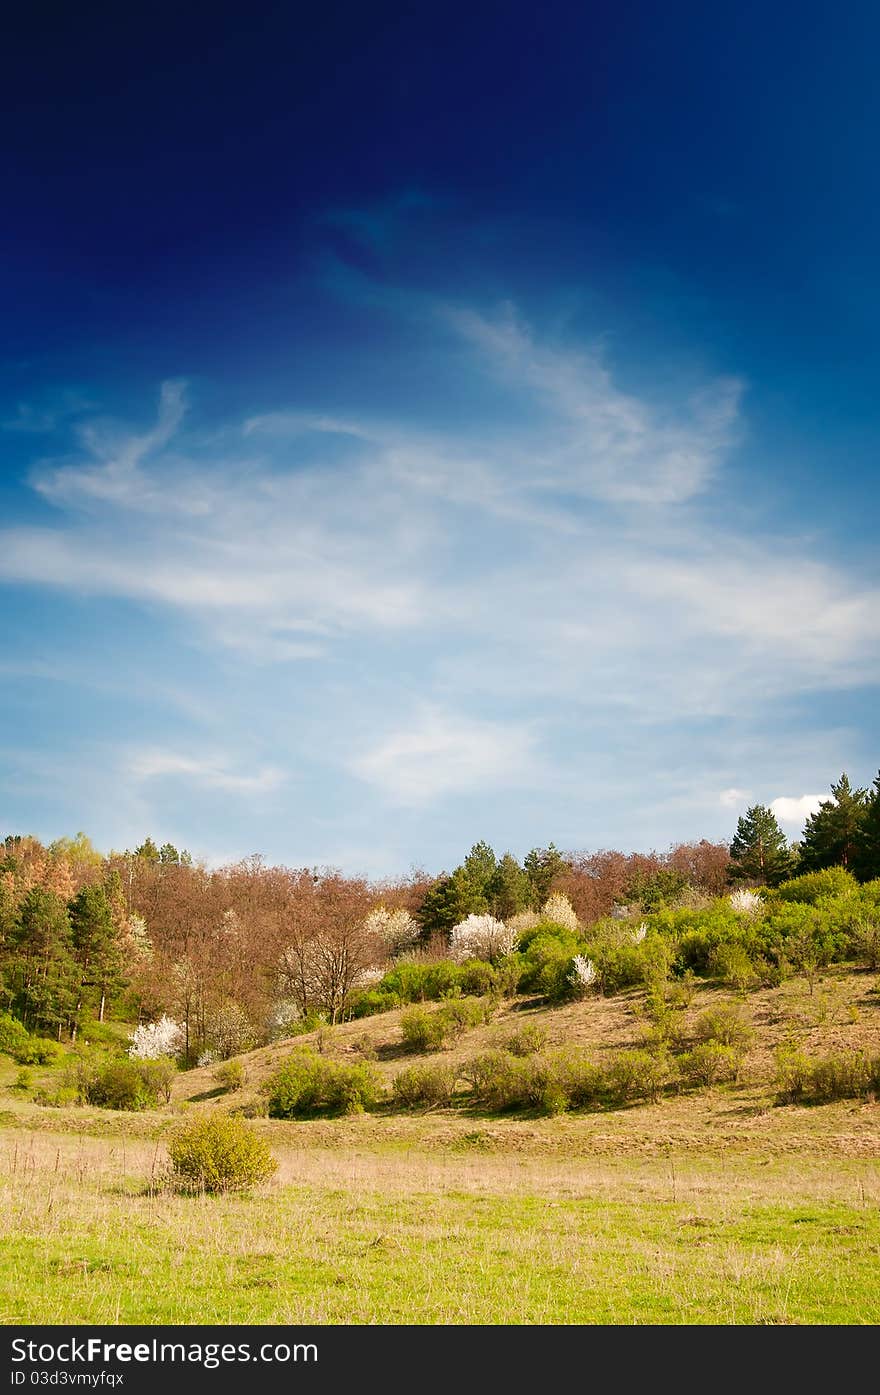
[1, 765, 876, 1056]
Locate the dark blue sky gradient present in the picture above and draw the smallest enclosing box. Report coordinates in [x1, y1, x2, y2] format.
[1, 2, 878, 868]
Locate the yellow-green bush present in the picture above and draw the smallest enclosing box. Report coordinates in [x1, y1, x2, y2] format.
[168, 1114, 277, 1193]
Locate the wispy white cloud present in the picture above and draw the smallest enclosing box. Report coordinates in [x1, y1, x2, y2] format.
[350, 707, 536, 805]
[129, 749, 284, 795]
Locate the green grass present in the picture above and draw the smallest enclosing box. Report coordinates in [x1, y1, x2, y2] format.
[2, 1128, 879, 1323]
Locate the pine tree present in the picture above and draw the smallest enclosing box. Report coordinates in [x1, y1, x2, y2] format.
[6, 887, 77, 1035]
[69, 884, 126, 1033]
[523, 844, 566, 907]
[798, 773, 868, 873]
[487, 852, 531, 919]
[854, 770, 880, 883]
[728, 805, 793, 886]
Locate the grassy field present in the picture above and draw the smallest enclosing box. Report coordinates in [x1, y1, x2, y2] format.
[2, 966, 880, 1324]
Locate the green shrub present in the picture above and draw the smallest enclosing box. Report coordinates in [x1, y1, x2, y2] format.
[695, 1004, 755, 1051]
[708, 943, 758, 992]
[775, 867, 859, 905]
[439, 995, 494, 1037]
[605, 1050, 673, 1104]
[82, 1057, 174, 1110]
[348, 989, 402, 1019]
[0, 1012, 31, 1057]
[551, 1050, 604, 1108]
[265, 1050, 381, 1117]
[775, 1046, 880, 1104]
[167, 1114, 277, 1193]
[213, 1058, 245, 1092]
[678, 1042, 741, 1088]
[13, 1068, 32, 1092]
[400, 1006, 449, 1052]
[503, 1022, 548, 1056]
[391, 1062, 458, 1108]
[462, 1050, 522, 1109]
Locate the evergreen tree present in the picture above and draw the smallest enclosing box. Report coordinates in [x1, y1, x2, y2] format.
[523, 844, 566, 907]
[69, 885, 126, 1032]
[462, 841, 497, 899]
[728, 805, 793, 886]
[5, 887, 76, 1035]
[853, 770, 880, 883]
[798, 773, 868, 873]
[134, 837, 160, 863]
[487, 852, 531, 919]
[416, 862, 488, 939]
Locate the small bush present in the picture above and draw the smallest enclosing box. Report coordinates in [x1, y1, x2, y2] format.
[213, 1058, 245, 1092]
[83, 1057, 174, 1110]
[695, 1004, 755, 1051]
[391, 1062, 458, 1108]
[265, 1050, 381, 1117]
[167, 1114, 277, 1193]
[400, 1006, 448, 1052]
[0, 1012, 32, 1057]
[11, 1037, 62, 1066]
[605, 1050, 673, 1104]
[678, 1042, 741, 1088]
[775, 867, 859, 905]
[708, 943, 757, 992]
[439, 995, 494, 1037]
[13, 1067, 32, 1092]
[503, 1023, 548, 1056]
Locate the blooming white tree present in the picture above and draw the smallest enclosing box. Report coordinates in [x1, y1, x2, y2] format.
[449, 914, 515, 963]
[128, 1015, 183, 1060]
[633, 922, 648, 944]
[569, 955, 597, 993]
[353, 964, 386, 989]
[541, 892, 579, 933]
[729, 888, 764, 916]
[363, 906, 420, 957]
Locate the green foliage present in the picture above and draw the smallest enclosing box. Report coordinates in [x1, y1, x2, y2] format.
[855, 772, 880, 882]
[9, 1036, 62, 1065]
[622, 867, 690, 912]
[167, 1114, 277, 1193]
[798, 774, 868, 875]
[82, 1057, 174, 1110]
[463, 1046, 673, 1114]
[5, 887, 77, 1035]
[775, 1045, 880, 1104]
[391, 1062, 458, 1108]
[502, 1022, 548, 1056]
[265, 1050, 382, 1117]
[213, 1058, 245, 1092]
[523, 844, 566, 908]
[487, 852, 531, 919]
[400, 1006, 448, 1052]
[0, 1011, 30, 1057]
[775, 866, 859, 904]
[355, 957, 501, 1015]
[678, 1042, 741, 1087]
[728, 805, 794, 886]
[708, 942, 758, 991]
[695, 1004, 755, 1051]
[605, 1050, 674, 1104]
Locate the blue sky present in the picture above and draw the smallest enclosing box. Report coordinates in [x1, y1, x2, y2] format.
[2, 1, 879, 874]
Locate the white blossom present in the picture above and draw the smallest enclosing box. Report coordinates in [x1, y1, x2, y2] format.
[569, 955, 597, 991]
[363, 906, 420, 956]
[541, 892, 579, 933]
[449, 914, 515, 963]
[633, 922, 648, 944]
[197, 1049, 217, 1068]
[508, 909, 541, 941]
[729, 888, 764, 916]
[354, 965, 386, 989]
[128, 1015, 183, 1060]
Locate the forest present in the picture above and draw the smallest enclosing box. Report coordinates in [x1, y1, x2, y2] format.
[1, 768, 878, 1068]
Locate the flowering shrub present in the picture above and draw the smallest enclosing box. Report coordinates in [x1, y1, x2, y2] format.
[508, 910, 542, 940]
[204, 1002, 255, 1060]
[729, 889, 764, 916]
[569, 954, 597, 993]
[633, 922, 648, 943]
[541, 893, 579, 933]
[449, 914, 515, 963]
[363, 906, 420, 957]
[167, 1115, 277, 1193]
[128, 1016, 183, 1060]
